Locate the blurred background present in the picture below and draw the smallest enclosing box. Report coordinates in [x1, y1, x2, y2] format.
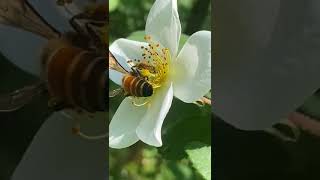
[109, 0, 211, 179]
[214, 94, 320, 180]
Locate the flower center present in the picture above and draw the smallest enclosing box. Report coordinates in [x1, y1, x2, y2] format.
[128, 35, 171, 91]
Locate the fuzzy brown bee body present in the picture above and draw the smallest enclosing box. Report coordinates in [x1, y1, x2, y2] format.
[122, 74, 153, 97]
[44, 45, 106, 112]
[109, 51, 154, 98]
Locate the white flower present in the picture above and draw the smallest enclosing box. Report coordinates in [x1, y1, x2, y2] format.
[109, 0, 211, 148]
[212, 1, 320, 130]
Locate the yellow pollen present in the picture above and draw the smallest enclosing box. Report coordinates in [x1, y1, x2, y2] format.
[134, 35, 170, 90]
[128, 35, 170, 107]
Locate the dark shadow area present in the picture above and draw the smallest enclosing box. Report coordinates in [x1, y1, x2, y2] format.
[213, 116, 320, 180]
[0, 56, 49, 179]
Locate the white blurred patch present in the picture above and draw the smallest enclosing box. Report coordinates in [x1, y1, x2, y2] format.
[0, 24, 45, 77]
[12, 112, 107, 180]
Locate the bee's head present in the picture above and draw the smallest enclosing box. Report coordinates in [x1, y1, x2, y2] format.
[63, 32, 91, 49]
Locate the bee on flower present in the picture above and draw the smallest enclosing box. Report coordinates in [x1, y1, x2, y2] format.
[109, 0, 211, 148]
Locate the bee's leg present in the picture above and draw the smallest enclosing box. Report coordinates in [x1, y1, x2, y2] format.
[69, 12, 104, 35]
[85, 23, 102, 45]
[131, 97, 150, 107]
[124, 91, 130, 97]
[72, 123, 108, 140]
[69, 13, 88, 35]
[65, 109, 108, 140]
[84, 21, 107, 49]
[130, 67, 142, 77]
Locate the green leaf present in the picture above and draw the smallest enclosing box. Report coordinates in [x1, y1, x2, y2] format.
[179, 33, 189, 51]
[300, 94, 320, 119]
[185, 142, 211, 180]
[109, 0, 120, 12]
[159, 99, 211, 160]
[179, 0, 195, 10]
[127, 30, 145, 41]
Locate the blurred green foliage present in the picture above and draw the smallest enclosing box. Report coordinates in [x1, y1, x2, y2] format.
[109, 0, 211, 179]
[300, 94, 320, 119]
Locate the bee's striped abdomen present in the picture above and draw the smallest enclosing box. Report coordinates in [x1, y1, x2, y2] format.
[46, 46, 106, 112]
[122, 74, 153, 97]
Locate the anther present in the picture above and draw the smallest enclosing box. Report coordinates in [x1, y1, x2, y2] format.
[144, 35, 151, 40]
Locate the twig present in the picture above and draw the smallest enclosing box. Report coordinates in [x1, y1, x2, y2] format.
[200, 97, 211, 105]
[288, 111, 320, 137]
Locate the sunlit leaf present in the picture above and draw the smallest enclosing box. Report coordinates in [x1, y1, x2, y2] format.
[185, 142, 211, 180]
[179, 34, 189, 51]
[179, 0, 195, 9]
[109, 0, 120, 12]
[159, 99, 211, 160]
[126, 30, 145, 41]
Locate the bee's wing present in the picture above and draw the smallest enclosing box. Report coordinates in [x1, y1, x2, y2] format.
[0, 82, 47, 112]
[109, 51, 129, 85]
[0, 0, 60, 39]
[109, 51, 129, 74]
[109, 88, 124, 98]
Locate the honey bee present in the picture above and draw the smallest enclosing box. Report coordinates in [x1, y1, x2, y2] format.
[0, 0, 107, 138]
[109, 51, 154, 98]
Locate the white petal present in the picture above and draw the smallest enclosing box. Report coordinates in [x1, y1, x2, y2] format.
[110, 38, 148, 71]
[145, 0, 181, 56]
[29, 1, 72, 32]
[136, 82, 173, 147]
[173, 31, 211, 103]
[12, 112, 107, 180]
[213, 1, 320, 130]
[0, 25, 45, 76]
[109, 98, 147, 149]
[109, 69, 124, 86]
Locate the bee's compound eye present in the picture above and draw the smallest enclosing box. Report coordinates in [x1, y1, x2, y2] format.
[142, 83, 153, 97]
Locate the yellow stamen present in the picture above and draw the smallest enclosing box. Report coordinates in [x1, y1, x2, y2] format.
[130, 35, 171, 107]
[138, 35, 170, 89]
